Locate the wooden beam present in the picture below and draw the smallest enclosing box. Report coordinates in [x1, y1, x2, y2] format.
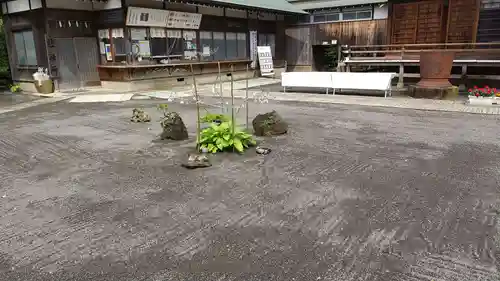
[472, 0, 481, 43]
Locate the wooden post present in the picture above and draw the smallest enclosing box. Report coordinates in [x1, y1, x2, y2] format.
[397, 63, 405, 89]
[459, 64, 468, 93]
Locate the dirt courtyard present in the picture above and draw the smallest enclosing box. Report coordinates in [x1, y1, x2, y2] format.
[0, 99, 499, 281]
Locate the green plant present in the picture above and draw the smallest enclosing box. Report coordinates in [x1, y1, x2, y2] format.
[198, 121, 256, 153]
[200, 113, 230, 123]
[157, 103, 169, 116]
[9, 83, 20, 93]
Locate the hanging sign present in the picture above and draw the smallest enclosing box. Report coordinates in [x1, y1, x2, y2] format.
[126, 7, 170, 27]
[250, 31, 257, 68]
[126, 7, 202, 29]
[257, 46, 274, 76]
[166, 10, 202, 29]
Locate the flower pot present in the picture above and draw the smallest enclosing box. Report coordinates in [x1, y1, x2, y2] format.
[34, 79, 54, 95]
[417, 51, 454, 88]
[468, 96, 494, 106]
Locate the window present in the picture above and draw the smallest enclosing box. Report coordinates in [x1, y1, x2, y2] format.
[298, 15, 311, 24]
[213, 32, 225, 61]
[236, 33, 247, 59]
[311, 7, 372, 23]
[342, 9, 372, 20]
[313, 13, 341, 22]
[130, 28, 150, 58]
[199, 31, 213, 61]
[14, 30, 37, 66]
[258, 33, 275, 57]
[167, 30, 183, 59]
[111, 28, 126, 62]
[482, 0, 500, 9]
[226, 32, 238, 59]
[150, 27, 167, 57]
[183, 30, 197, 60]
[200, 31, 248, 61]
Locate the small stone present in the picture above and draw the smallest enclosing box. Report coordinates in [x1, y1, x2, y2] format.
[160, 112, 188, 141]
[181, 154, 211, 169]
[252, 110, 288, 136]
[130, 108, 151, 123]
[256, 146, 271, 155]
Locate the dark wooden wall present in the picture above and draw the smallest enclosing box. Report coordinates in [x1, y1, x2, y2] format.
[285, 19, 388, 68]
[477, 4, 500, 42]
[313, 19, 388, 45]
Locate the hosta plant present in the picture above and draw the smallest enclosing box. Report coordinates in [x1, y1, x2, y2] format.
[200, 113, 230, 124]
[198, 121, 256, 153]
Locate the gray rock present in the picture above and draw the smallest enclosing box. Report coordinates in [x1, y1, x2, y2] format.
[130, 108, 151, 123]
[256, 146, 271, 155]
[182, 154, 211, 169]
[252, 110, 288, 136]
[160, 112, 188, 140]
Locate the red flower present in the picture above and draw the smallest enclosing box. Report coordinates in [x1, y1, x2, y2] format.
[474, 85, 478, 89]
[468, 88, 473, 92]
[486, 85, 490, 89]
[475, 92, 480, 97]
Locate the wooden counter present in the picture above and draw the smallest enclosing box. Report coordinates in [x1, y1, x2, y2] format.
[97, 59, 253, 82]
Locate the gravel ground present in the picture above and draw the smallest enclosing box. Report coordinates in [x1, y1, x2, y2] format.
[0, 99, 499, 281]
[0, 92, 40, 107]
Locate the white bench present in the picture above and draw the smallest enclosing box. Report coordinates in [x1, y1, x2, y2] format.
[281, 72, 334, 94]
[281, 72, 397, 98]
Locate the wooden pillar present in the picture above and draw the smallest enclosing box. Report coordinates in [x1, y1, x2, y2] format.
[459, 64, 468, 93]
[397, 63, 404, 89]
[275, 17, 285, 62]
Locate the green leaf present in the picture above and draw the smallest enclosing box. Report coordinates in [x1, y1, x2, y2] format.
[234, 138, 244, 152]
[223, 134, 231, 141]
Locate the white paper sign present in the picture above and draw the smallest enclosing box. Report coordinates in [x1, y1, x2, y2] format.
[257, 46, 274, 76]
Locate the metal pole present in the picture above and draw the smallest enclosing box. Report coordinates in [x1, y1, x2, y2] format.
[218, 61, 223, 113]
[190, 64, 201, 150]
[230, 65, 235, 153]
[245, 64, 249, 130]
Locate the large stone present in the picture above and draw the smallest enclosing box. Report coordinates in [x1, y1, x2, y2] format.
[252, 110, 288, 136]
[130, 108, 151, 122]
[160, 112, 188, 140]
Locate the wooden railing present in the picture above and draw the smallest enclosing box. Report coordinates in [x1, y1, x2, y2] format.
[342, 42, 500, 59]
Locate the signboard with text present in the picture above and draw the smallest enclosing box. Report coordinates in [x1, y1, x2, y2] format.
[257, 46, 274, 76]
[126, 7, 202, 29]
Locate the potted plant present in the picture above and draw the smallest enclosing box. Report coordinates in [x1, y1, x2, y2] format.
[468, 86, 496, 106]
